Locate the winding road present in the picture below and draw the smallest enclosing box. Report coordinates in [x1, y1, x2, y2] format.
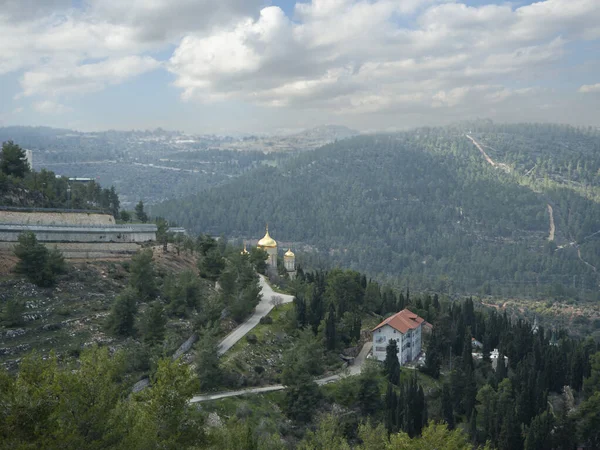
[190, 275, 374, 403]
[217, 275, 294, 355]
[190, 341, 373, 403]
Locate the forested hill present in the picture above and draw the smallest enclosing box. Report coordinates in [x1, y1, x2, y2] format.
[154, 124, 600, 298]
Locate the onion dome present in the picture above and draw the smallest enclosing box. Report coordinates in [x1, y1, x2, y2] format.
[257, 225, 277, 248]
[284, 249, 295, 258]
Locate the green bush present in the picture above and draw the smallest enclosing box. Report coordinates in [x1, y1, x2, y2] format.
[13, 232, 65, 287]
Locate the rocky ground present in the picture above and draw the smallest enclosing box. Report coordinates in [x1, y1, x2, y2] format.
[0, 245, 199, 372]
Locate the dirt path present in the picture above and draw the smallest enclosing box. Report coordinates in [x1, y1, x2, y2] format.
[466, 134, 496, 166]
[190, 342, 373, 403]
[547, 204, 555, 241]
[577, 248, 597, 273]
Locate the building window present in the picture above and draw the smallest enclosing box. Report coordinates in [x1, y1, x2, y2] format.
[375, 347, 386, 352]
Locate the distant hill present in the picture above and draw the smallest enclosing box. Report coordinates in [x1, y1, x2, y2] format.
[154, 124, 600, 299]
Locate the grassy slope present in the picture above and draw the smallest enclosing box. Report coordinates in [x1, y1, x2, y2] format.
[0, 246, 203, 371]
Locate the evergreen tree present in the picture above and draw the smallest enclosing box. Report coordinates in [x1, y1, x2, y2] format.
[198, 248, 225, 281]
[1, 299, 25, 327]
[14, 232, 64, 287]
[129, 249, 157, 300]
[141, 301, 167, 346]
[295, 294, 308, 328]
[325, 303, 337, 351]
[106, 287, 138, 336]
[196, 331, 221, 392]
[1, 141, 30, 178]
[385, 382, 398, 433]
[384, 339, 401, 385]
[441, 382, 455, 430]
[357, 363, 381, 416]
[134, 200, 148, 223]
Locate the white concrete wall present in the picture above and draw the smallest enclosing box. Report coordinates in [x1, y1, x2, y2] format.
[0, 241, 142, 259]
[0, 224, 157, 243]
[372, 323, 422, 365]
[0, 211, 115, 226]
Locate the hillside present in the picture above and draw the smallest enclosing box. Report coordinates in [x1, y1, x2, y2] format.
[154, 124, 600, 299]
[0, 125, 356, 207]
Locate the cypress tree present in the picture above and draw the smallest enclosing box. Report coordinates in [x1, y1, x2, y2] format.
[441, 383, 455, 429]
[325, 303, 336, 351]
[294, 294, 307, 328]
[384, 339, 401, 385]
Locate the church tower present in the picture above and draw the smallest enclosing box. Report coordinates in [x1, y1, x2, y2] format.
[257, 225, 277, 268]
[284, 248, 296, 279]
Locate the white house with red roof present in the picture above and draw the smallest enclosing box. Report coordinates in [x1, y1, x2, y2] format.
[372, 309, 429, 365]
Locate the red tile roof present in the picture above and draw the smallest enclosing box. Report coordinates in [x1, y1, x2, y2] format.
[372, 309, 426, 334]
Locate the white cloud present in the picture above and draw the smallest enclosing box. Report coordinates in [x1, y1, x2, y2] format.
[33, 100, 72, 114]
[21, 56, 161, 97]
[1, 0, 600, 128]
[579, 83, 600, 93]
[168, 0, 600, 116]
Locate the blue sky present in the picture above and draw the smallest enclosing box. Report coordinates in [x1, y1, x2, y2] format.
[0, 0, 599, 133]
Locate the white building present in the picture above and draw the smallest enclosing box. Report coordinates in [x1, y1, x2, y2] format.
[372, 309, 428, 365]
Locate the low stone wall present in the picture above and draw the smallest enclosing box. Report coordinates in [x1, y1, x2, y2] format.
[0, 242, 142, 259]
[0, 210, 115, 226]
[0, 224, 157, 243]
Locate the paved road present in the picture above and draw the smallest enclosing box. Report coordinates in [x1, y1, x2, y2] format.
[217, 275, 294, 355]
[190, 341, 373, 403]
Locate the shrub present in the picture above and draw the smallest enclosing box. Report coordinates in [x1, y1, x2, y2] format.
[259, 316, 273, 325]
[246, 333, 258, 344]
[13, 232, 65, 287]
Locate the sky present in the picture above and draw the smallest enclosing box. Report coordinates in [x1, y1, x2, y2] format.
[0, 0, 599, 134]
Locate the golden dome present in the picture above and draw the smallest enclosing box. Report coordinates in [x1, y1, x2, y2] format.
[257, 225, 277, 248]
[284, 248, 295, 258]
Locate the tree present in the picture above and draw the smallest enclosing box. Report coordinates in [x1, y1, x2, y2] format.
[325, 303, 337, 351]
[357, 362, 382, 416]
[129, 249, 157, 301]
[141, 301, 167, 346]
[441, 383, 455, 429]
[249, 246, 268, 273]
[1, 141, 30, 178]
[1, 299, 25, 327]
[298, 414, 350, 450]
[584, 351, 600, 398]
[13, 232, 65, 287]
[384, 339, 401, 385]
[524, 410, 554, 450]
[198, 248, 225, 281]
[106, 287, 138, 336]
[121, 357, 204, 449]
[120, 210, 131, 222]
[577, 391, 600, 449]
[135, 200, 148, 223]
[196, 330, 221, 392]
[156, 218, 169, 252]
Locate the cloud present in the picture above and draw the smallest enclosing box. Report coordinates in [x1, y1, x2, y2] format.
[33, 100, 72, 114]
[578, 83, 600, 93]
[2, 0, 600, 129]
[0, 0, 262, 96]
[168, 0, 600, 116]
[21, 56, 161, 97]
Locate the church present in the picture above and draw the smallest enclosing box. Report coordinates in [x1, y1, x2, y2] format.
[242, 225, 297, 278]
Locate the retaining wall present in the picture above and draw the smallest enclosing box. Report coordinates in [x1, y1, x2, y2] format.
[0, 210, 115, 226]
[0, 241, 142, 259]
[0, 224, 156, 243]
